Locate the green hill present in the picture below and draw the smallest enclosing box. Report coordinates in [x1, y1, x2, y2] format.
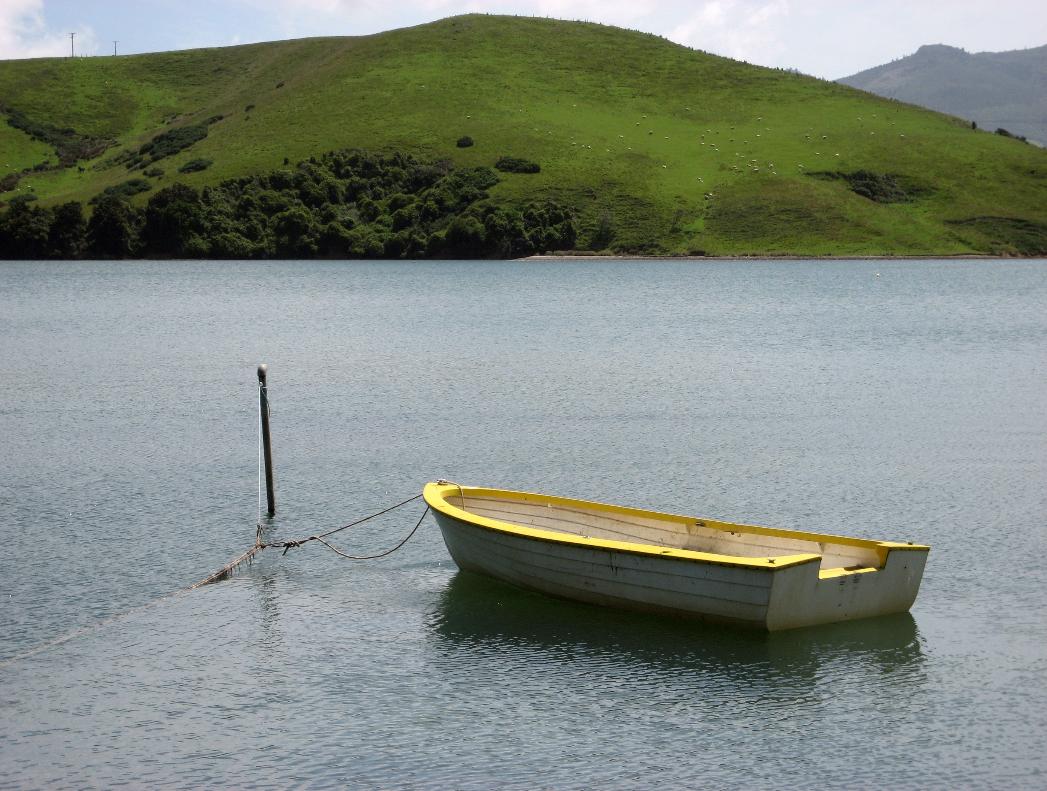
[2, 14, 1046, 257]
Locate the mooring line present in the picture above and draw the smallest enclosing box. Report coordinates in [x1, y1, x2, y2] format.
[309, 505, 430, 560]
[0, 588, 195, 669]
[193, 492, 427, 583]
[0, 494, 431, 669]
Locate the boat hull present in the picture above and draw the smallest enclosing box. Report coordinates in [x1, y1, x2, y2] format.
[425, 483, 928, 631]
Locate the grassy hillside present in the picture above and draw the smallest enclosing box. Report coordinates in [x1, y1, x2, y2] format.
[2, 14, 1046, 256]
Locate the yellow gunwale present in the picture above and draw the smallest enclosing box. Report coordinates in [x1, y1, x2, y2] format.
[424, 482, 928, 571]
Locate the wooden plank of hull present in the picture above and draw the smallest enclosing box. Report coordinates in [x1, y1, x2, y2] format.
[434, 511, 777, 628]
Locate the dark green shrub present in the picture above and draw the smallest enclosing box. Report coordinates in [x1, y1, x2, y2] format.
[138, 122, 208, 164]
[495, 156, 540, 174]
[391, 205, 418, 231]
[48, 202, 87, 258]
[143, 167, 164, 178]
[807, 170, 929, 203]
[272, 205, 319, 257]
[457, 136, 474, 148]
[142, 183, 205, 256]
[87, 195, 142, 258]
[0, 201, 50, 257]
[179, 158, 213, 173]
[210, 231, 255, 258]
[1, 105, 114, 166]
[89, 178, 152, 204]
[445, 214, 486, 252]
[995, 127, 1028, 143]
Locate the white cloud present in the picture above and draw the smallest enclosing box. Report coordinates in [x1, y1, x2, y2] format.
[667, 1, 790, 64]
[0, 0, 98, 59]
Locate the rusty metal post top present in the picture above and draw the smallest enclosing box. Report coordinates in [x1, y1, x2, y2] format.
[257, 363, 268, 384]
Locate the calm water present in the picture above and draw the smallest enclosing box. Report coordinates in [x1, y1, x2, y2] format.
[1, 258, 1045, 789]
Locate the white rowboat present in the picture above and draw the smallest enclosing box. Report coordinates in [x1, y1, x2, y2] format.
[423, 482, 929, 631]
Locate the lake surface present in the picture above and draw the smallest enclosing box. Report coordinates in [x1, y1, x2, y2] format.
[1, 258, 1045, 789]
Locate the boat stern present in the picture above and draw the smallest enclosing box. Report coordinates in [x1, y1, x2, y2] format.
[765, 543, 929, 630]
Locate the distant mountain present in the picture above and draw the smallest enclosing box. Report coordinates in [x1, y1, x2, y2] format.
[839, 44, 1046, 145]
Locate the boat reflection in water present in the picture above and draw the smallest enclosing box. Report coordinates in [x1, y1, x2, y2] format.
[427, 571, 926, 695]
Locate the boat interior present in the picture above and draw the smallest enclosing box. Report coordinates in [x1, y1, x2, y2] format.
[443, 491, 886, 574]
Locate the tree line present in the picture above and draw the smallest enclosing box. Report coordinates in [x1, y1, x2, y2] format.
[0, 149, 577, 259]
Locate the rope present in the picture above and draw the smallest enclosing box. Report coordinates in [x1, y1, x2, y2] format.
[438, 479, 467, 512]
[189, 543, 265, 589]
[184, 491, 430, 589]
[310, 505, 430, 560]
[0, 492, 433, 668]
[258, 493, 425, 554]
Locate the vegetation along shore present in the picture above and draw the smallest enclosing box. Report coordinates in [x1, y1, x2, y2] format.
[1, 14, 1045, 259]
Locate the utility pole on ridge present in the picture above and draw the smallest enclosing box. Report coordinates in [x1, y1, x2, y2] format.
[113, 40, 118, 56]
[68, 32, 75, 58]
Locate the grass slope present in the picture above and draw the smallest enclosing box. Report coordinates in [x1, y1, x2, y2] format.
[2, 14, 1046, 255]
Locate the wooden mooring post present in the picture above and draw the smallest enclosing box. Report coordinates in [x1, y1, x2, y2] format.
[257, 363, 276, 516]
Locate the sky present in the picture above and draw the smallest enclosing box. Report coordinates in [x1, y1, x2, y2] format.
[1, 0, 1044, 79]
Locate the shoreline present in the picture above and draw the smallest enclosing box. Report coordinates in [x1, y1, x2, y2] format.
[521, 253, 1039, 261]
